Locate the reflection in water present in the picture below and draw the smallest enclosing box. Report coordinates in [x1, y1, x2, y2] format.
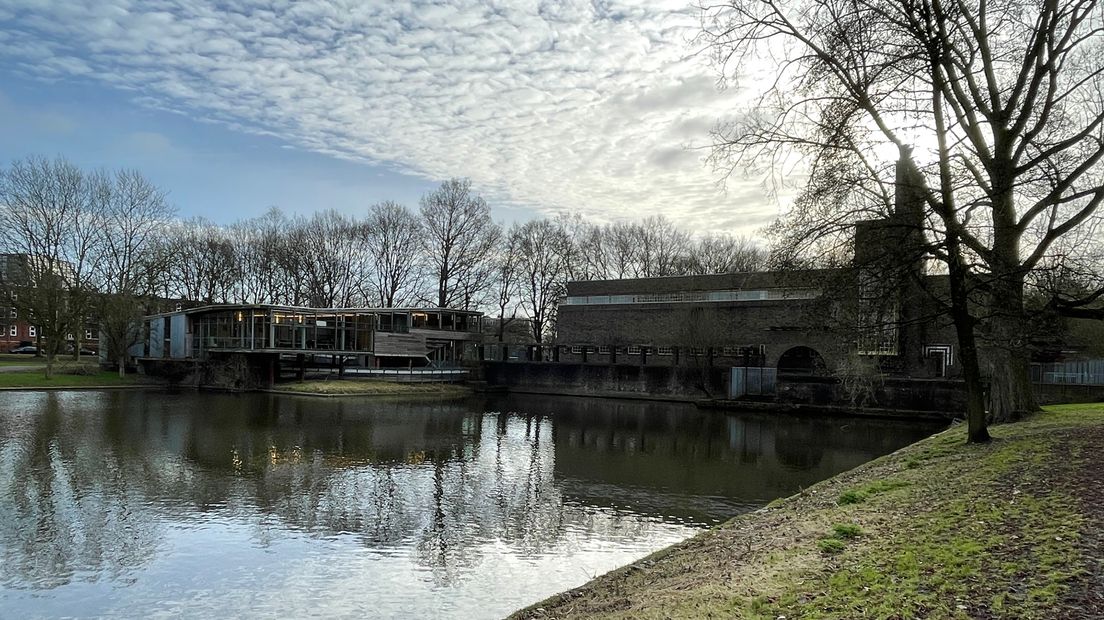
[0, 391, 942, 619]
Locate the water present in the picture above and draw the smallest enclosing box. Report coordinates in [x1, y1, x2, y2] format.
[0, 390, 943, 619]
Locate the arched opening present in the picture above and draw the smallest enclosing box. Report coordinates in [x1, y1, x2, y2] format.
[777, 346, 828, 375]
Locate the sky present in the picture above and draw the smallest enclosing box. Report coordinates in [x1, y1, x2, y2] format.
[0, 0, 783, 234]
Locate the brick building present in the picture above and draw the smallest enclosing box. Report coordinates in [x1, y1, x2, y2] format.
[555, 162, 960, 380]
[0, 253, 99, 353]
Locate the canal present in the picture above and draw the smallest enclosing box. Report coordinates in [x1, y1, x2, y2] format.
[0, 390, 944, 619]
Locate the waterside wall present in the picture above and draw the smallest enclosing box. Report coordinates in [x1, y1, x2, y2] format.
[479, 362, 967, 415]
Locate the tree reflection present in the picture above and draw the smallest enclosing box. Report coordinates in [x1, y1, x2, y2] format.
[0, 393, 162, 589]
[0, 391, 943, 590]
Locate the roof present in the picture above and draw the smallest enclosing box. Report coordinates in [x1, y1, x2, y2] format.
[565, 269, 838, 296]
[144, 303, 484, 320]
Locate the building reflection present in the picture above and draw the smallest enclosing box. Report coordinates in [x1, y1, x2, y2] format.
[0, 390, 942, 590]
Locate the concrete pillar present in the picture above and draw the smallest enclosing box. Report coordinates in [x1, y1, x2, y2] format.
[295, 353, 305, 382]
[581, 347, 588, 364]
[673, 346, 680, 366]
[552, 346, 560, 362]
[640, 348, 647, 366]
[610, 346, 617, 364]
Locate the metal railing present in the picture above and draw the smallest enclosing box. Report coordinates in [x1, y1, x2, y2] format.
[1031, 360, 1104, 385]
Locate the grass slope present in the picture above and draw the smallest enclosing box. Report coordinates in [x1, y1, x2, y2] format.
[512, 403, 1104, 620]
[274, 379, 471, 397]
[0, 370, 142, 388]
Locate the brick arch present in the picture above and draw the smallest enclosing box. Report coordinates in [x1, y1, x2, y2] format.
[764, 339, 839, 372]
[775, 345, 830, 375]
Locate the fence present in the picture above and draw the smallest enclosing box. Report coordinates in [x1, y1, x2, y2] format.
[729, 367, 778, 398]
[1031, 359, 1104, 386]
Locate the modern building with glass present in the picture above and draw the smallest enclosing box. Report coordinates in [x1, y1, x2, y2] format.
[140, 304, 483, 367]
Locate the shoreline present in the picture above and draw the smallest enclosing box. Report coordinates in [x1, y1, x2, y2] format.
[0, 384, 159, 391]
[475, 385, 957, 420]
[260, 379, 473, 398]
[510, 403, 1104, 619]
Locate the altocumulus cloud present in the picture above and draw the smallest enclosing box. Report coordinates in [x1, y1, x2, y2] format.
[0, 0, 774, 233]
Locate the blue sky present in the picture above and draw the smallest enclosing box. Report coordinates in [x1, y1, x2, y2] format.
[0, 76, 442, 224]
[0, 0, 781, 233]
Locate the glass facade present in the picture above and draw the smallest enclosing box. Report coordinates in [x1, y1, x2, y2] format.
[190, 308, 377, 354]
[560, 288, 819, 306]
[174, 306, 483, 358]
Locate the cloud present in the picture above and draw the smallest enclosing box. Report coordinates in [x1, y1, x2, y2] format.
[0, 0, 776, 235]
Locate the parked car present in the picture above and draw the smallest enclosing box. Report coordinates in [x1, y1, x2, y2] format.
[66, 345, 97, 356]
[10, 345, 38, 354]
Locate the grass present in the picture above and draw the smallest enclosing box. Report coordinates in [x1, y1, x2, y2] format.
[510, 403, 1104, 620]
[273, 379, 471, 397]
[0, 353, 101, 367]
[0, 369, 143, 388]
[830, 523, 863, 539]
[0, 353, 51, 366]
[837, 478, 911, 505]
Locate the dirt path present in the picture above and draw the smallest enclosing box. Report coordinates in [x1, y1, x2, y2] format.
[1062, 424, 1104, 616]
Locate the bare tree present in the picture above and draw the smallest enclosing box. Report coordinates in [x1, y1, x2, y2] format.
[514, 220, 570, 344]
[294, 210, 371, 308]
[553, 213, 604, 282]
[419, 178, 500, 309]
[632, 215, 692, 277]
[365, 201, 422, 307]
[230, 208, 291, 305]
[701, 0, 1104, 442]
[160, 219, 239, 305]
[686, 234, 764, 274]
[94, 169, 174, 376]
[0, 156, 100, 377]
[490, 223, 524, 342]
[599, 222, 640, 280]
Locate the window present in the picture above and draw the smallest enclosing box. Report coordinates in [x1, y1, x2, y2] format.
[689, 347, 706, 356]
[571, 345, 583, 354]
[28, 325, 36, 338]
[66, 333, 73, 340]
[559, 289, 819, 305]
[8, 325, 16, 337]
[656, 346, 673, 356]
[9, 308, 15, 319]
[85, 329, 93, 340]
[627, 345, 641, 355]
[598, 345, 611, 354]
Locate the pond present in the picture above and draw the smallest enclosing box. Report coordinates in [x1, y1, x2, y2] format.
[0, 390, 943, 619]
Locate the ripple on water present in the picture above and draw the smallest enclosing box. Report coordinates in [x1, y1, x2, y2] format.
[0, 390, 943, 619]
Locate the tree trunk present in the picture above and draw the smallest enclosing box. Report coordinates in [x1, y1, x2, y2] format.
[955, 312, 990, 443]
[947, 238, 989, 443]
[118, 355, 126, 379]
[985, 230, 1040, 422]
[987, 344, 1036, 422]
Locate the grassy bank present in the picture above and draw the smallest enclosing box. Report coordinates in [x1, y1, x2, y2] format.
[513, 403, 1104, 619]
[0, 369, 145, 388]
[272, 379, 471, 397]
[0, 354, 85, 366]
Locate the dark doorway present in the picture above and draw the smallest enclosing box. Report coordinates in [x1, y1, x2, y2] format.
[777, 346, 828, 375]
